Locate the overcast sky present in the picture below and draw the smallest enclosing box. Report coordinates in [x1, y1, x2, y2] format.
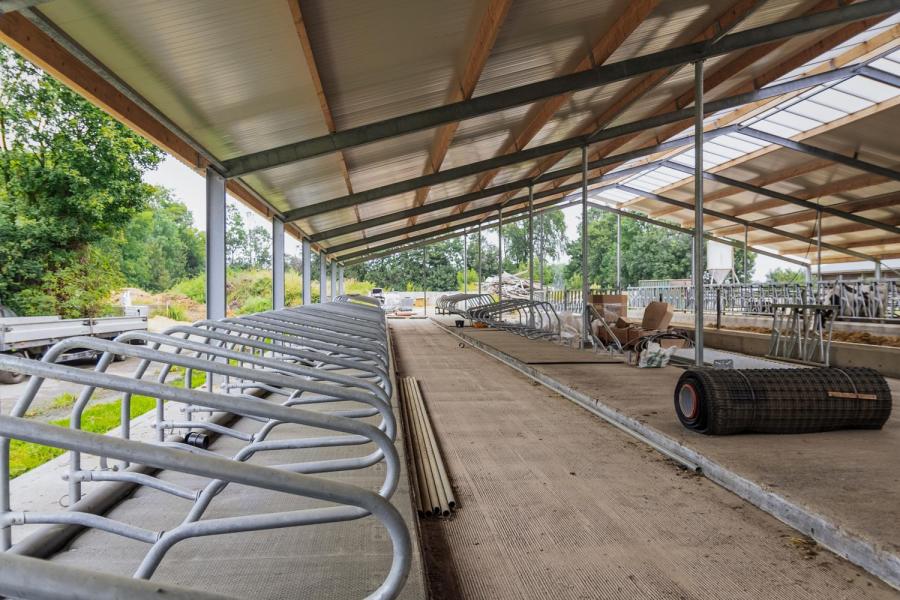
[145, 153, 891, 282]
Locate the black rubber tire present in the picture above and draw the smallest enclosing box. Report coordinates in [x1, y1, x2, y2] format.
[0, 352, 27, 384]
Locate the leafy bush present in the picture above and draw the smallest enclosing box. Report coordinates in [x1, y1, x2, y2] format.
[151, 303, 187, 321]
[171, 274, 205, 303]
[235, 295, 271, 315]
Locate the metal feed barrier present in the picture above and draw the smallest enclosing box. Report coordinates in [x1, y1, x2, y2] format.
[435, 293, 495, 318]
[0, 300, 410, 600]
[628, 279, 900, 322]
[469, 299, 562, 341]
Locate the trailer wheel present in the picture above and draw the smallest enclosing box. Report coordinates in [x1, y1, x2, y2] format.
[0, 352, 27, 384]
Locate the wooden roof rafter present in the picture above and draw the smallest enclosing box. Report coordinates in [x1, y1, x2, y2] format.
[406, 0, 513, 227]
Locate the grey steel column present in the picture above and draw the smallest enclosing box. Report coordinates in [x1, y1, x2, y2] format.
[874, 261, 882, 282]
[339, 266, 345, 294]
[539, 213, 545, 293]
[528, 184, 534, 306]
[271, 217, 285, 310]
[498, 207, 503, 321]
[301, 238, 312, 305]
[693, 60, 705, 367]
[581, 146, 590, 345]
[331, 261, 337, 301]
[319, 250, 328, 304]
[462, 231, 468, 292]
[422, 247, 428, 315]
[743, 224, 749, 283]
[477, 223, 482, 294]
[205, 168, 226, 320]
[615, 213, 622, 290]
[816, 209, 823, 282]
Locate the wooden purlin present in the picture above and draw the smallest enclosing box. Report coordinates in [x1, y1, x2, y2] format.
[625, 22, 900, 218]
[484, 0, 770, 210]
[287, 0, 364, 235]
[406, 0, 512, 227]
[449, 0, 660, 216]
[551, 6, 897, 223]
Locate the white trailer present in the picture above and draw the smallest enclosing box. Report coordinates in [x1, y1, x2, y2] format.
[0, 312, 147, 384]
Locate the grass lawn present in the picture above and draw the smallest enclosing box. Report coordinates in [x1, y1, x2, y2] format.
[9, 369, 207, 479]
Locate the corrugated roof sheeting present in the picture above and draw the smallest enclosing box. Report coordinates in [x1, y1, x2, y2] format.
[25, 0, 900, 263]
[299, 0, 481, 128]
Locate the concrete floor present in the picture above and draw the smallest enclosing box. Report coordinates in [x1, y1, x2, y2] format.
[391, 319, 898, 599]
[452, 324, 900, 564]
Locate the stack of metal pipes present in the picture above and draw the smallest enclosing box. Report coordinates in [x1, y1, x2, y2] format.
[399, 377, 456, 518]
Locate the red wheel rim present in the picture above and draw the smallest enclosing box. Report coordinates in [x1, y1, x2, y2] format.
[678, 383, 699, 420]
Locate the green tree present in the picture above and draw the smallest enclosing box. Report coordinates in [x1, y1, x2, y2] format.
[119, 187, 205, 292]
[0, 45, 163, 316]
[225, 203, 271, 270]
[766, 267, 805, 283]
[501, 210, 567, 273]
[565, 209, 692, 289]
[346, 239, 464, 291]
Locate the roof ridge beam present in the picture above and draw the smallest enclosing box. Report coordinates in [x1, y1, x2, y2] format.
[221, 0, 900, 177]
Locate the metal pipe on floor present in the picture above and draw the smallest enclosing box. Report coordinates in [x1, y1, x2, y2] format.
[400, 377, 455, 517]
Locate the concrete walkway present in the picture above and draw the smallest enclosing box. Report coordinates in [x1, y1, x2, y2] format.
[391, 319, 897, 599]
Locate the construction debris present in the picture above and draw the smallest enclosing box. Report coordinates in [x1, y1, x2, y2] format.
[482, 272, 544, 299]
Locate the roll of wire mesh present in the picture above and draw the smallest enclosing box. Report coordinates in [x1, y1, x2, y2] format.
[674, 367, 892, 435]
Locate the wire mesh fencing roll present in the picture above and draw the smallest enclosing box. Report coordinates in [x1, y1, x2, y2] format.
[674, 367, 892, 435]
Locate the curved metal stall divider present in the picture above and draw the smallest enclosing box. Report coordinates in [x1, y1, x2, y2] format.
[0, 300, 410, 600]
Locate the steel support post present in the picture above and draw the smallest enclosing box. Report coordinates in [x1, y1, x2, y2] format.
[205, 168, 226, 321]
[301, 238, 312, 305]
[271, 217, 285, 310]
[477, 223, 483, 294]
[498, 207, 503, 322]
[693, 60, 705, 367]
[422, 248, 427, 316]
[339, 266, 345, 294]
[616, 213, 622, 291]
[743, 225, 749, 283]
[462, 231, 468, 292]
[581, 146, 590, 346]
[874, 261, 882, 282]
[816, 209, 823, 282]
[528, 184, 535, 307]
[539, 213, 545, 293]
[320, 250, 328, 304]
[331, 261, 337, 302]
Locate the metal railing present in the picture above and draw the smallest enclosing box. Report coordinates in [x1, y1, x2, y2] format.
[435, 293, 495, 317]
[0, 300, 410, 599]
[469, 299, 562, 341]
[544, 279, 900, 322]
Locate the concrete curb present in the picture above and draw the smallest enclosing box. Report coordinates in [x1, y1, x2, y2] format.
[434, 320, 900, 591]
